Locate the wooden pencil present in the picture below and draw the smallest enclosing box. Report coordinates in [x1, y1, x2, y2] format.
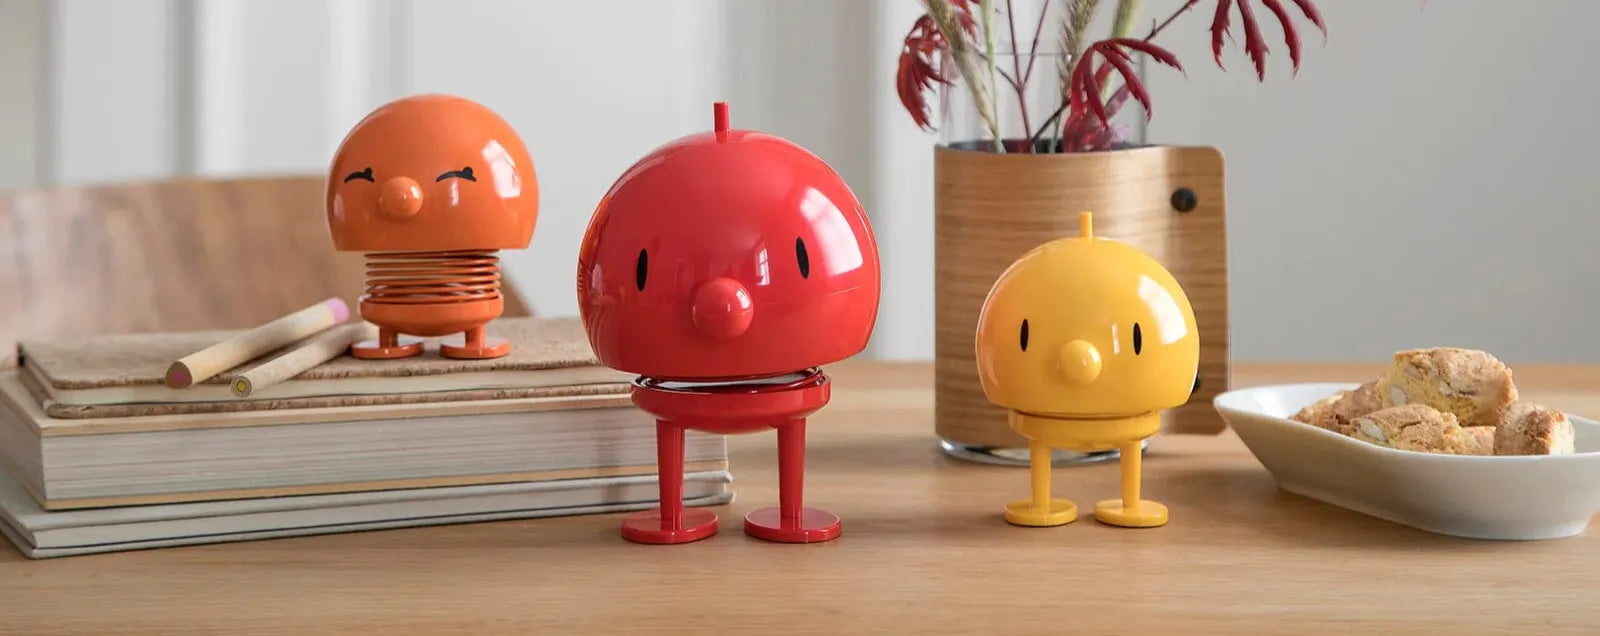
[165, 297, 350, 389]
[230, 322, 378, 398]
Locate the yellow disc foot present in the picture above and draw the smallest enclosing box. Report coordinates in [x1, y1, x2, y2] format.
[1093, 499, 1168, 528]
[1004, 498, 1078, 527]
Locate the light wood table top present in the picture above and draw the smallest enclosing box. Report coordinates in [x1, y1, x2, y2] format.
[3, 361, 1598, 634]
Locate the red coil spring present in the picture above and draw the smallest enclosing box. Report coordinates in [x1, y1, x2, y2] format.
[363, 250, 501, 304]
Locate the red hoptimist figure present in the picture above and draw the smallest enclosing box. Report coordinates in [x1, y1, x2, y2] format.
[576, 102, 881, 544]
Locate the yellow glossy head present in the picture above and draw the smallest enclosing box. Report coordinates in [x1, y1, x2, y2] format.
[975, 211, 1199, 418]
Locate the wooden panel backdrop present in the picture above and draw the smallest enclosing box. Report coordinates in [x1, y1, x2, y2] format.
[0, 176, 531, 364]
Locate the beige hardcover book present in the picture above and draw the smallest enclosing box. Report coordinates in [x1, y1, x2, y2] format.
[0, 372, 722, 510]
[0, 467, 735, 559]
[14, 317, 634, 416]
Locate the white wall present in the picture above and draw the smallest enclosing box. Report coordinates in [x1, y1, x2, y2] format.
[6, 0, 1598, 363]
[0, 0, 45, 190]
[1139, 0, 1600, 363]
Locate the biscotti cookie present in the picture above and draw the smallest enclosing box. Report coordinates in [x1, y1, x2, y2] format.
[1495, 402, 1576, 456]
[1290, 381, 1384, 434]
[1376, 347, 1518, 428]
[1291, 394, 1340, 426]
[1464, 426, 1495, 456]
[1347, 404, 1484, 454]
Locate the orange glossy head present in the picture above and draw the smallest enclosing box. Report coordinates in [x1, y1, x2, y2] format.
[326, 94, 538, 252]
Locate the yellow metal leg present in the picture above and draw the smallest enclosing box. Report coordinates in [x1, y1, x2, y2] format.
[1094, 439, 1168, 528]
[1003, 441, 1077, 527]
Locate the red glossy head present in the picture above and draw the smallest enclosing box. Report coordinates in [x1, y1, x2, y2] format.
[577, 103, 881, 381]
[326, 93, 538, 252]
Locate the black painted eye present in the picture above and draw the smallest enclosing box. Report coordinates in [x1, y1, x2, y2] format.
[1132, 322, 1143, 355]
[344, 167, 373, 182]
[635, 249, 648, 291]
[1020, 319, 1029, 352]
[795, 237, 810, 279]
[436, 166, 475, 182]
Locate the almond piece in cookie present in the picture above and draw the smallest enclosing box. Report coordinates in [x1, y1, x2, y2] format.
[1495, 403, 1576, 456]
[1376, 347, 1518, 428]
[1347, 404, 1484, 454]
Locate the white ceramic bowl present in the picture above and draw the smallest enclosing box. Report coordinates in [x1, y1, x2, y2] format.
[1213, 382, 1600, 540]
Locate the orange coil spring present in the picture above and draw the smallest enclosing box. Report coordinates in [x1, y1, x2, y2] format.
[364, 250, 502, 304]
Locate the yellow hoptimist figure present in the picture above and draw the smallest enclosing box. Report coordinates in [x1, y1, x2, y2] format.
[975, 211, 1199, 528]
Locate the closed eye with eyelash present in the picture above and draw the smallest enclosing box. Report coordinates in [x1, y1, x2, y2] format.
[437, 166, 476, 182]
[344, 167, 374, 182]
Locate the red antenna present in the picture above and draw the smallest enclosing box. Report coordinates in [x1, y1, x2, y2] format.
[713, 102, 729, 133]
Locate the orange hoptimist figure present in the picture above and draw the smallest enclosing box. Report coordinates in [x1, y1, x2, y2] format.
[325, 94, 538, 360]
[975, 211, 1199, 529]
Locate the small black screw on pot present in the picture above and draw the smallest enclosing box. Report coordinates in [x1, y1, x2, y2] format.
[1171, 188, 1197, 213]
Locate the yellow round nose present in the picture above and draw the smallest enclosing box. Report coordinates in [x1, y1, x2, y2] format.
[1057, 340, 1102, 385]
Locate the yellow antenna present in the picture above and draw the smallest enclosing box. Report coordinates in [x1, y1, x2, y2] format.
[1079, 211, 1093, 239]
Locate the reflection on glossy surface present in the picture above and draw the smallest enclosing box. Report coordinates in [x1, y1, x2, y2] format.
[797, 187, 864, 277]
[1138, 274, 1190, 345]
[576, 103, 881, 381]
[481, 140, 523, 199]
[326, 94, 538, 252]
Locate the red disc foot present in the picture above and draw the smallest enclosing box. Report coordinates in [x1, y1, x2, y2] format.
[440, 336, 511, 359]
[620, 507, 718, 545]
[743, 507, 841, 544]
[350, 338, 425, 359]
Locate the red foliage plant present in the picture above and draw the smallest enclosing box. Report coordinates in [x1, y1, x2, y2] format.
[897, 9, 975, 130]
[898, 0, 1326, 153]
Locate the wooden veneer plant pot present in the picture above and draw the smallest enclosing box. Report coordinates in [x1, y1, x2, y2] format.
[932, 143, 1232, 464]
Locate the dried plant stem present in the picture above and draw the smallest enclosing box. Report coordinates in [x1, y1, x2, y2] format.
[1144, 0, 1200, 40]
[980, 0, 1002, 151]
[1111, 0, 1141, 37]
[1021, 3, 1050, 85]
[925, 0, 1003, 151]
[1004, 0, 1033, 146]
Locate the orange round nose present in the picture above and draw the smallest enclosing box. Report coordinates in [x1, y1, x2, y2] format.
[692, 278, 754, 340]
[379, 176, 424, 220]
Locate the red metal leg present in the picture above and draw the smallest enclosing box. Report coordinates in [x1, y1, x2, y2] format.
[622, 420, 717, 544]
[744, 418, 841, 543]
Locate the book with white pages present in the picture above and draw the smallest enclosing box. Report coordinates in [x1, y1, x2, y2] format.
[0, 372, 724, 510]
[0, 466, 733, 559]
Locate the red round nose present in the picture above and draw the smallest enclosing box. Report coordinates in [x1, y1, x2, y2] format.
[692, 278, 754, 340]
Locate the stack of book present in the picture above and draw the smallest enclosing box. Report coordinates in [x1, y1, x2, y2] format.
[0, 317, 730, 558]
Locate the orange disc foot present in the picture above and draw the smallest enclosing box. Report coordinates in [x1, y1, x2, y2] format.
[620, 508, 719, 545]
[743, 507, 841, 544]
[440, 336, 511, 359]
[350, 338, 425, 359]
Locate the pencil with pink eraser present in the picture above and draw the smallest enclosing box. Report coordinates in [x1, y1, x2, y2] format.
[164, 297, 350, 389]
